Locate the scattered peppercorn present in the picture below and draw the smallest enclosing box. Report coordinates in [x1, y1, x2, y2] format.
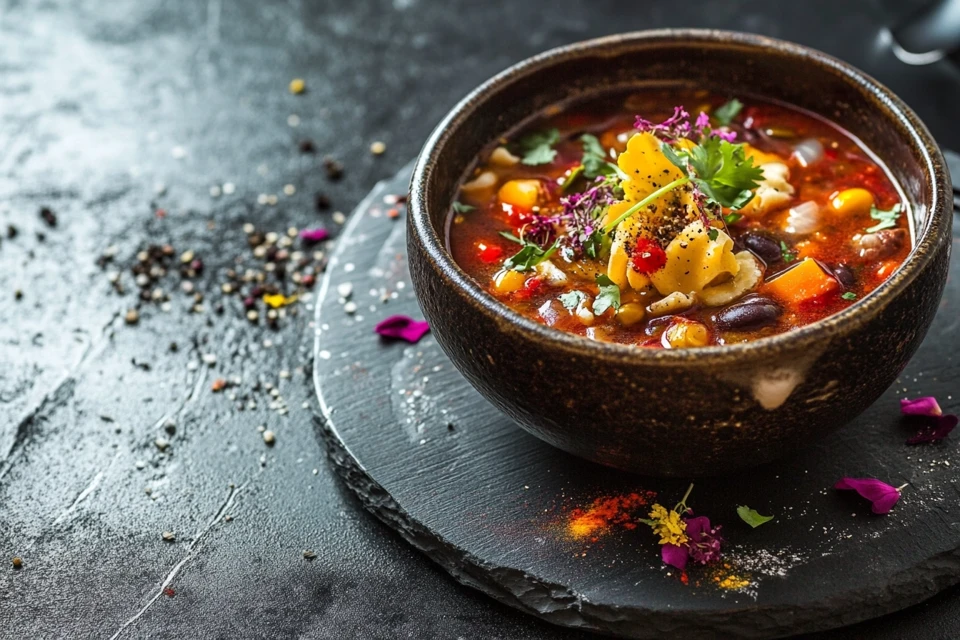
[14, 289, 22, 301]
[302, 550, 317, 560]
[370, 141, 386, 155]
[387, 208, 400, 219]
[7, 225, 17, 239]
[323, 156, 344, 180]
[314, 193, 331, 211]
[12, 556, 22, 569]
[161, 531, 175, 541]
[125, 308, 140, 324]
[211, 378, 227, 392]
[298, 139, 316, 154]
[39, 206, 57, 227]
[262, 430, 275, 445]
[289, 78, 306, 94]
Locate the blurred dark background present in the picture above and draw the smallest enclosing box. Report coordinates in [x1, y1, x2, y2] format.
[1, 1, 958, 638]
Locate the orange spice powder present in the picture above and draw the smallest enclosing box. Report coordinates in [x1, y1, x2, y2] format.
[566, 492, 656, 540]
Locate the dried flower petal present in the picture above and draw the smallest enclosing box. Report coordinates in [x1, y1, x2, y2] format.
[661, 543, 688, 571]
[374, 315, 430, 343]
[834, 477, 903, 514]
[684, 516, 723, 565]
[900, 397, 943, 417]
[907, 414, 958, 445]
[299, 228, 330, 243]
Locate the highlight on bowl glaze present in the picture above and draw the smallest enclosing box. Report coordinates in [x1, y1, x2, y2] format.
[407, 30, 952, 476]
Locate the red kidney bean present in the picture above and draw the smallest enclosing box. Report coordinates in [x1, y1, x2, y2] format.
[742, 233, 782, 264]
[713, 297, 782, 330]
[831, 263, 856, 288]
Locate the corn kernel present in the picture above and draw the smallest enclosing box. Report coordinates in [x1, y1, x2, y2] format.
[493, 269, 525, 294]
[830, 188, 874, 217]
[498, 179, 541, 210]
[616, 302, 646, 327]
[663, 320, 710, 349]
[289, 78, 306, 94]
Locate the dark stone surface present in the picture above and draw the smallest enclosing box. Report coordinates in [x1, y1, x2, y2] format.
[0, 0, 958, 638]
[318, 163, 960, 639]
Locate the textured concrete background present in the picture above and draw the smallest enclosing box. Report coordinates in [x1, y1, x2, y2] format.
[0, 0, 957, 638]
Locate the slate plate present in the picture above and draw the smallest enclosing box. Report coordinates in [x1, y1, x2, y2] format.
[313, 162, 960, 639]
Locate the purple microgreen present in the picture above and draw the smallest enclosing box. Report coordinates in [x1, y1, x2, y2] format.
[901, 397, 943, 417]
[299, 227, 330, 243]
[736, 506, 774, 528]
[374, 315, 430, 343]
[907, 414, 958, 445]
[834, 477, 905, 514]
[634, 106, 691, 140]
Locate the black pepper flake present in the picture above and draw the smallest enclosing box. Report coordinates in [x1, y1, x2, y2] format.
[39, 207, 57, 227]
[298, 139, 317, 154]
[7, 225, 17, 239]
[314, 192, 331, 211]
[323, 156, 344, 180]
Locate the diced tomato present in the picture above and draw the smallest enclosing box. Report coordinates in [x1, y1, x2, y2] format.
[477, 243, 503, 263]
[514, 276, 542, 300]
[824, 146, 838, 160]
[631, 238, 667, 274]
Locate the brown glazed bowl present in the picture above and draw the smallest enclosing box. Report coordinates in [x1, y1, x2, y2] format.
[407, 30, 952, 477]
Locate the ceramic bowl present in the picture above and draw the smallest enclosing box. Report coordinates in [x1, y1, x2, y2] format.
[407, 30, 952, 477]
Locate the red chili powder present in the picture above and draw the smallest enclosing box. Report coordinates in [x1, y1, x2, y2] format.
[566, 491, 656, 540]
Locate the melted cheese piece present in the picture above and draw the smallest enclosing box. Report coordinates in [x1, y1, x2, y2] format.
[649, 220, 740, 296]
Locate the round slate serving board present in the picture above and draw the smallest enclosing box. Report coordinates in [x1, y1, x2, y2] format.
[313, 162, 960, 639]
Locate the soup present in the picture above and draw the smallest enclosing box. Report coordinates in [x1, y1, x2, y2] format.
[447, 89, 909, 348]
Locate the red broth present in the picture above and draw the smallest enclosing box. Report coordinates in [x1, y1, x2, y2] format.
[447, 89, 910, 348]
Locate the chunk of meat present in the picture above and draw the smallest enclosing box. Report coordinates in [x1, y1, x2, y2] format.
[856, 228, 906, 261]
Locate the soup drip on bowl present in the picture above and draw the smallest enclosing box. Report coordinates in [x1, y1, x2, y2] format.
[448, 89, 911, 348]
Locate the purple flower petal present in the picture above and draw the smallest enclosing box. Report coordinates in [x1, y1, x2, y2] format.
[374, 315, 430, 343]
[716, 129, 737, 142]
[907, 414, 958, 445]
[834, 477, 902, 514]
[661, 543, 688, 571]
[695, 111, 710, 129]
[299, 228, 330, 243]
[901, 397, 942, 417]
[684, 516, 723, 565]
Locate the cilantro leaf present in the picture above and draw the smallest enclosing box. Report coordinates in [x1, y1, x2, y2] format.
[723, 212, 743, 226]
[707, 228, 719, 241]
[865, 203, 902, 233]
[737, 505, 774, 528]
[841, 291, 857, 301]
[517, 128, 560, 166]
[592, 274, 620, 315]
[500, 233, 558, 272]
[780, 240, 796, 263]
[713, 99, 744, 126]
[559, 291, 587, 311]
[661, 137, 763, 210]
[582, 227, 610, 260]
[579, 134, 623, 180]
[452, 201, 475, 214]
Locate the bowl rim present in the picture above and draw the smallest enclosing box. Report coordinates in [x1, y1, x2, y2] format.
[408, 29, 951, 366]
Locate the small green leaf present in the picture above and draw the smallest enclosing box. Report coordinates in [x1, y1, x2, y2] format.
[559, 291, 586, 311]
[579, 134, 622, 180]
[865, 203, 902, 233]
[707, 228, 719, 241]
[592, 274, 621, 315]
[841, 291, 857, 301]
[780, 241, 796, 263]
[561, 165, 585, 192]
[723, 213, 743, 226]
[713, 99, 744, 126]
[452, 201, 475, 214]
[502, 237, 558, 272]
[737, 505, 774, 528]
[517, 128, 560, 166]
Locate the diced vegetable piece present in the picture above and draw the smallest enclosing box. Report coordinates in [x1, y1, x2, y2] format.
[461, 171, 498, 195]
[647, 291, 696, 317]
[489, 146, 520, 167]
[616, 302, 646, 327]
[763, 257, 839, 304]
[830, 188, 874, 217]
[662, 320, 710, 349]
[493, 269, 525, 293]
[498, 179, 541, 210]
[477, 243, 503, 263]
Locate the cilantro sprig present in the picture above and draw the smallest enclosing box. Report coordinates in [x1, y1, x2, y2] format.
[737, 505, 774, 528]
[561, 135, 626, 192]
[780, 241, 796, 263]
[713, 98, 744, 126]
[592, 274, 620, 315]
[452, 201, 475, 214]
[603, 131, 763, 233]
[559, 290, 587, 311]
[517, 128, 560, 166]
[865, 203, 902, 233]
[500, 232, 557, 272]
